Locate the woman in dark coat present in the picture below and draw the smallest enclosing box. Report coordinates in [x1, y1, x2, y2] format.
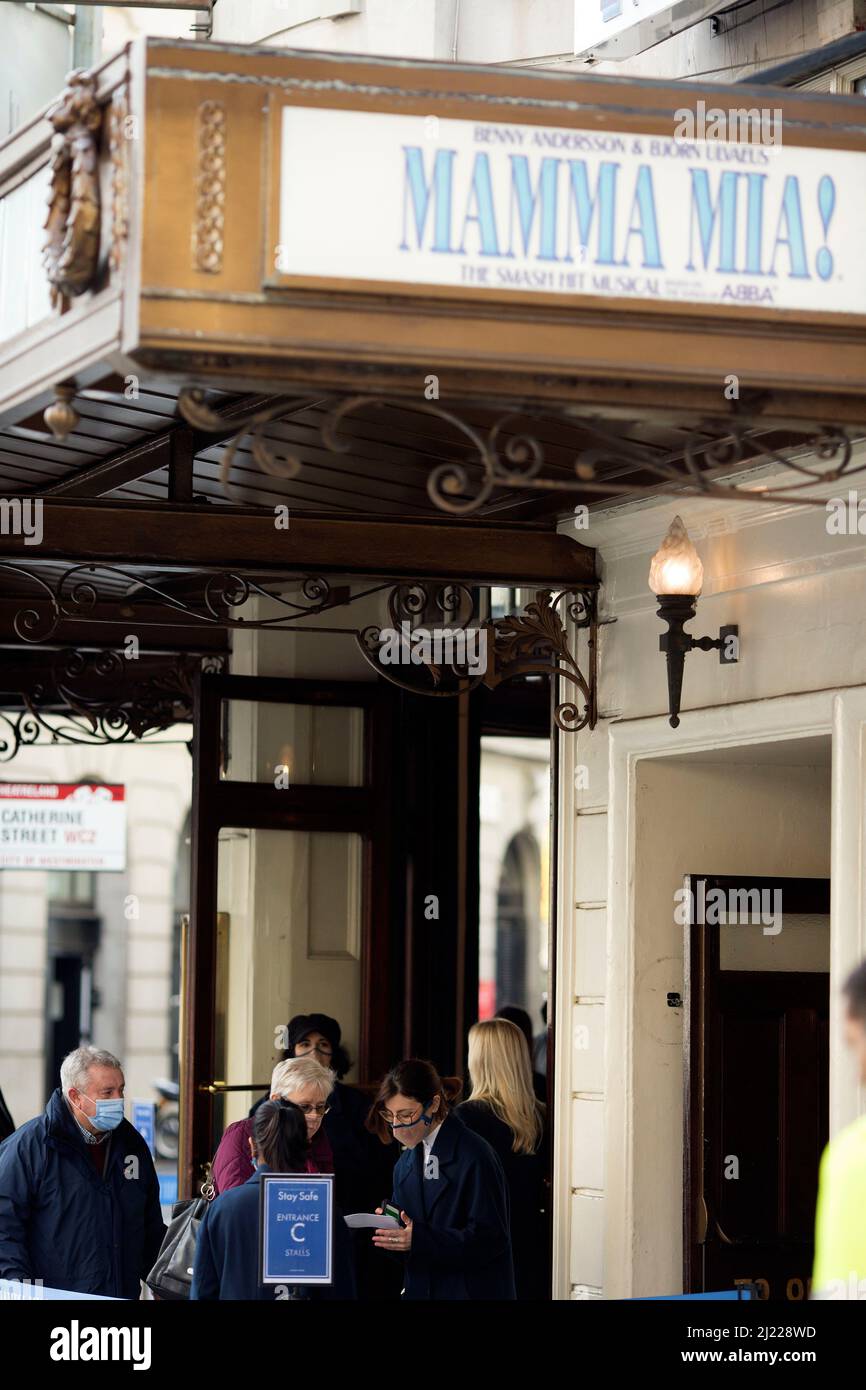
[286, 1013, 401, 1300]
[191, 1099, 356, 1300]
[457, 1018, 549, 1300]
[285, 1013, 396, 1215]
[369, 1058, 515, 1301]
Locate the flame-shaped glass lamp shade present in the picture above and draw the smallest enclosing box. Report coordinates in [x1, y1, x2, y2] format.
[648, 516, 704, 596]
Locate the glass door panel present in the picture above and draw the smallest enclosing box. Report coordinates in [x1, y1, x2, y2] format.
[212, 826, 363, 1147]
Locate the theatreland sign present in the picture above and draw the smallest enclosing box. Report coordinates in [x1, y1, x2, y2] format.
[2, 39, 866, 426]
[0, 783, 126, 870]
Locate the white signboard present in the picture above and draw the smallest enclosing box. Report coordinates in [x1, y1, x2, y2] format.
[575, 1, 720, 60]
[0, 783, 126, 870]
[277, 107, 866, 316]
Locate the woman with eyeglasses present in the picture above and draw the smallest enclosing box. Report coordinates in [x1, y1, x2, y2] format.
[367, 1058, 516, 1300]
[211, 1055, 335, 1195]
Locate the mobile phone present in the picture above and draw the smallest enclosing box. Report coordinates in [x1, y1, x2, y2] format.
[382, 1201, 404, 1226]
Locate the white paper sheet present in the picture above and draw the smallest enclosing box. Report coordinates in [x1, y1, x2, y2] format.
[343, 1212, 400, 1229]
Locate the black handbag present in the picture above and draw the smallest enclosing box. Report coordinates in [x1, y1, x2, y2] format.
[146, 1169, 215, 1301]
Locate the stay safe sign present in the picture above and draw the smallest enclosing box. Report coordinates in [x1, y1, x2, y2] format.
[277, 106, 866, 316]
[0, 783, 126, 870]
[259, 1174, 334, 1285]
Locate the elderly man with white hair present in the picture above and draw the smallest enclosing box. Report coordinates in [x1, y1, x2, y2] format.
[0, 1045, 165, 1298]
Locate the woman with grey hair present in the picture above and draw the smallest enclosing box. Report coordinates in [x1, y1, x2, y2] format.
[211, 1055, 335, 1194]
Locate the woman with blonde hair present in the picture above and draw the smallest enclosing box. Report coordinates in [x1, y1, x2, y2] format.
[457, 1016, 549, 1299]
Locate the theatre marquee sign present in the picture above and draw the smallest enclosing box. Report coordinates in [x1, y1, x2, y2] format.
[275, 106, 861, 315]
[4, 39, 866, 427]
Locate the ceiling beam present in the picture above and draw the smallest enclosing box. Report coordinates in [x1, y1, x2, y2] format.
[40, 394, 279, 499]
[0, 500, 595, 587]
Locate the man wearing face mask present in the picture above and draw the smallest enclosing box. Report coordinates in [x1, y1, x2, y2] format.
[0, 1045, 165, 1298]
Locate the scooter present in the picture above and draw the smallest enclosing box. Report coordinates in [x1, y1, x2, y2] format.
[152, 1078, 180, 1161]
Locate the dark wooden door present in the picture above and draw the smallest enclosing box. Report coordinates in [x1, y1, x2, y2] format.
[183, 672, 396, 1196]
[684, 874, 830, 1302]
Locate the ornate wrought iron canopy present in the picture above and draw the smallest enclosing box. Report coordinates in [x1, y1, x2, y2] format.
[0, 649, 221, 762]
[0, 562, 598, 736]
[177, 387, 864, 516]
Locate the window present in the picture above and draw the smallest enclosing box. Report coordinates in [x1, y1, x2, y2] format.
[47, 870, 96, 907]
[795, 56, 866, 94]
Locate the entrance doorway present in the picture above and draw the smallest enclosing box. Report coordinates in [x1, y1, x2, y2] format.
[183, 661, 560, 1248]
[684, 873, 830, 1300]
[618, 729, 832, 1298]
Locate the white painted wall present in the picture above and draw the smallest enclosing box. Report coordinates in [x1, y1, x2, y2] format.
[209, 0, 860, 82]
[582, 0, 866, 83]
[213, 0, 449, 58]
[555, 484, 866, 1299]
[212, 0, 577, 63]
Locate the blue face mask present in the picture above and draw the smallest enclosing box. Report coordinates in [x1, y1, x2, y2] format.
[391, 1105, 434, 1132]
[74, 1097, 124, 1132]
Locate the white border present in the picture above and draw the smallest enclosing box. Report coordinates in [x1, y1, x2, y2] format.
[261, 1173, 334, 1285]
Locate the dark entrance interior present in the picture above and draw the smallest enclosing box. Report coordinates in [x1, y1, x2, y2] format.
[684, 874, 831, 1301]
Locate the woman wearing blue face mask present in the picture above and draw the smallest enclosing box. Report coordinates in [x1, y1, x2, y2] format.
[367, 1059, 516, 1300]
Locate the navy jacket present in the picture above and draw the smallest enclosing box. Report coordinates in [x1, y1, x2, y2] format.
[390, 1111, 516, 1300]
[191, 1168, 357, 1301]
[0, 1088, 165, 1299]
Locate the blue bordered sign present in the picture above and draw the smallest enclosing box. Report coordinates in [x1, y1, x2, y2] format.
[259, 1174, 334, 1285]
[131, 1101, 155, 1156]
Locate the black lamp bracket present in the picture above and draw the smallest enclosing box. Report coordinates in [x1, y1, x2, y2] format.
[655, 594, 739, 727]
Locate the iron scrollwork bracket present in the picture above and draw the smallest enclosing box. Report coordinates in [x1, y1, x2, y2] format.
[0, 650, 223, 762]
[488, 588, 598, 733]
[356, 584, 599, 734]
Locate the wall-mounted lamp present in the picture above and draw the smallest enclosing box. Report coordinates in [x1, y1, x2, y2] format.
[648, 516, 738, 728]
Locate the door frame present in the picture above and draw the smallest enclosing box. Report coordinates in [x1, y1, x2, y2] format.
[603, 686, 866, 1299]
[682, 872, 831, 1296]
[182, 670, 394, 1196]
